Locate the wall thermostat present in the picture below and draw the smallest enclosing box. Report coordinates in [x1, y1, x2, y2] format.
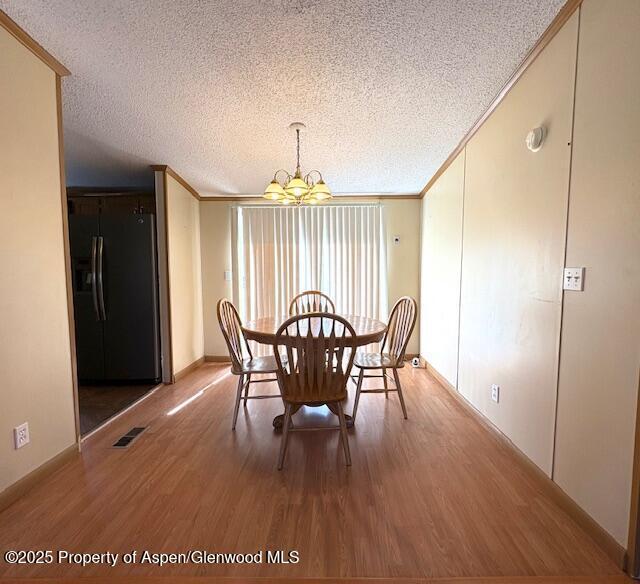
[526, 126, 546, 152]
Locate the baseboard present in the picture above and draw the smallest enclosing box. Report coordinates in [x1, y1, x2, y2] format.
[0, 443, 78, 513]
[205, 355, 232, 363]
[422, 357, 628, 571]
[173, 356, 205, 382]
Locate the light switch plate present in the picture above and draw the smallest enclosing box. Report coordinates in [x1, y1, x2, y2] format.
[224, 270, 232, 282]
[491, 384, 500, 403]
[563, 267, 585, 291]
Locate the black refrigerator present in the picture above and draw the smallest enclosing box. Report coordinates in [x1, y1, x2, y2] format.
[70, 213, 161, 382]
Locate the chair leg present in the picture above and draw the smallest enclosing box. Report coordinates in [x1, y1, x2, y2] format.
[351, 368, 365, 423]
[382, 367, 389, 399]
[392, 368, 408, 420]
[278, 403, 293, 470]
[232, 374, 244, 430]
[337, 401, 352, 466]
[243, 373, 252, 407]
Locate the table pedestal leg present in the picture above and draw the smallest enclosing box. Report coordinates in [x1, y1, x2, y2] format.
[326, 403, 355, 428]
[272, 403, 354, 430]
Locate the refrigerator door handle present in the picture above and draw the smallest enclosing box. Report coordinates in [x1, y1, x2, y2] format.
[90, 236, 101, 321]
[97, 235, 107, 321]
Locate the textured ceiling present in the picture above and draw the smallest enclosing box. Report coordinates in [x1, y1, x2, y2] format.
[1, 0, 565, 196]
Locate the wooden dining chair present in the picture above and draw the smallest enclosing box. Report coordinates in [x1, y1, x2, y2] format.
[217, 298, 281, 430]
[289, 290, 335, 316]
[273, 312, 356, 470]
[351, 296, 417, 423]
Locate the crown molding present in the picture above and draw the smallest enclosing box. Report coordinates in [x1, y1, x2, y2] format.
[198, 193, 421, 201]
[150, 165, 202, 201]
[419, 0, 583, 198]
[0, 9, 70, 76]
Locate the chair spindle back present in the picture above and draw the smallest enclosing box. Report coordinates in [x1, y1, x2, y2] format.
[217, 298, 251, 372]
[289, 291, 336, 316]
[273, 313, 356, 403]
[382, 296, 417, 362]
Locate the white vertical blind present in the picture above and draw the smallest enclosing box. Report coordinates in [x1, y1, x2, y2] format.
[234, 205, 388, 324]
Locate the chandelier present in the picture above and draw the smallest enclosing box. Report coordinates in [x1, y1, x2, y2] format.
[262, 122, 332, 205]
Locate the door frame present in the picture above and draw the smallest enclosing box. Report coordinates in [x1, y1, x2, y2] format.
[56, 75, 82, 447]
[154, 169, 174, 384]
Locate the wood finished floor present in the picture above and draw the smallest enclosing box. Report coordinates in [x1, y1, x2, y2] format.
[1, 577, 631, 584]
[0, 364, 625, 580]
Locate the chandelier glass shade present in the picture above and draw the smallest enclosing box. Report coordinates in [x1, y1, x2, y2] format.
[262, 123, 332, 205]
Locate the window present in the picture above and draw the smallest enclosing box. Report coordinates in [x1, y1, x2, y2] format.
[234, 204, 388, 323]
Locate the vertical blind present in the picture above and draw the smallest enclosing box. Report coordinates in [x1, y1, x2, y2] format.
[234, 204, 388, 324]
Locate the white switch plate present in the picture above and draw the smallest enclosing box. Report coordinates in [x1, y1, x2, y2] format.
[563, 267, 585, 291]
[14, 422, 29, 449]
[224, 270, 232, 282]
[491, 384, 500, 403]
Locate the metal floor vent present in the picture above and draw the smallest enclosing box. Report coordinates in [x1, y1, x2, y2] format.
[112, 426, 147, 449]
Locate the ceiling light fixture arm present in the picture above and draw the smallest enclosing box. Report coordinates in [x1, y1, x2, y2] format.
[304, 170, 324, 186]
[272, 169, 292, 185]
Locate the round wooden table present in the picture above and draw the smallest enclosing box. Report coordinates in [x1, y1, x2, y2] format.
[242, 314, 387, 429]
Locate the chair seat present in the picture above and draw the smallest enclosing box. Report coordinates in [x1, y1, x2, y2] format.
[353, 352, 404, 370]
[234, 355, 280, 375]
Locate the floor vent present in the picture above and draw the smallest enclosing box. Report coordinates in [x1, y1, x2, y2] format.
[112, 426, 147, 449]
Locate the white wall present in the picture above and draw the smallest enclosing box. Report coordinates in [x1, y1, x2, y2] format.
[420, 152, 464, 386]
[553, 0, 640, 547]
[0, 26, 76, 493]
[200, 199, 422, 358]
[165, 174, 204, 375]
[419, 0, 640, 548]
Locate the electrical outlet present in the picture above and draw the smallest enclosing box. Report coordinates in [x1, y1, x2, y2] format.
[491, 384, 500, 403]
[14, 422, 30, 449]
[393, 235, 400, 245]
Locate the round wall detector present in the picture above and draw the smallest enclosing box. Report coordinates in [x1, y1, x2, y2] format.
[526, 126, 546, 152]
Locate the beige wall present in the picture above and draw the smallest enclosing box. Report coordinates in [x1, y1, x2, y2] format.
[384, 199, 421, 355]
[200, 201, 234, 357]
[553, 0, 640, 546]
[0, 27, 76, 493]
[165, 174, 204, 375]
[458, 12, 577, 475]
[200, 199, 421, 357]
[419, 152, 464, 386]
[419, 0, 640, 548]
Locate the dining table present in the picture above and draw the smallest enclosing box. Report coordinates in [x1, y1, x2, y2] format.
[242, 314, 387, 429]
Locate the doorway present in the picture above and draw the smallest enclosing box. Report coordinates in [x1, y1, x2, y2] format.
[67, 189, 161, 436]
